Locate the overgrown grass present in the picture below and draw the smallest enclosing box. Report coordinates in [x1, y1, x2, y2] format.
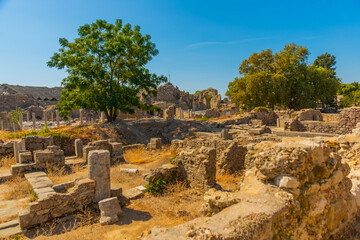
[195, 116, 210, 121]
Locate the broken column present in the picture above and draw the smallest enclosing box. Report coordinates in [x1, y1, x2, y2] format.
[32, 113, 36, 129]
[51, 111, 54, 122]
[43, 111, 47, 124]
[148, 138, 162, 150]
[56, 110, 60, 127]
[101, 112, 106, 123]
[75, 139, 83, 158]
[0, 119, 3, 131]
[19, 114, 23, 129]
[27, 112, 30, 122]
[80, 109, 84, 125]
[88, 150, 111, 202]
[221, 129, 230, 140]
[99, 197, 122, 225]
[13, 140, 26, 164]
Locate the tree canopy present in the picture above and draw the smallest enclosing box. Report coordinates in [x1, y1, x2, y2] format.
[48, 19, 167, 122]
[338, 82, 360, 107]
[226, 43, 340, 110]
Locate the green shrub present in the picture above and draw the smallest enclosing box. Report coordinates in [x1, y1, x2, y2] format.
[253, 107, 269, 113]
[145, 178, 167, 195]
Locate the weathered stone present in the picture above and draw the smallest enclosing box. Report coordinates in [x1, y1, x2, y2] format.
[75, 139, 83, 158]
[274, 175, 300, 189]
[19, 150, 32, 164]
[88, 150, 111, 202]
[99, 197, 122, 225]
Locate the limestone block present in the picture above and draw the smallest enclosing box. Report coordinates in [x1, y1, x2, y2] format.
[149, 138, 162, 150]
[123, 187, 145, 200]
[111, 187, 123, 198]
[19, 150, 32, 164]
[34, 150, 54, 165]
[84, 146, 96, 160]
[274, 175, 300, 189]
[88, 150, 111, 202]
[220, 129, 230, 140]
[99, 197, 122, 225]
[75, 139, 83, 158]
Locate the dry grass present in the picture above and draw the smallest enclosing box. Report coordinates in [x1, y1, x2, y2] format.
[0, 214, 18, 224]
[111, 167, 143, 191]
[1, 176, 32, 201]
[31, 181, 203, 240]
[0, 155, 15, 169]
[123, 146, 176, 167]
[216, 171, 244, 191]
[47, 164, 88, 185]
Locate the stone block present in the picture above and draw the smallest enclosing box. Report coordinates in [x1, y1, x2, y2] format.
[98, 197, 122, 225]
[19, 150, 32, 164]
[88, 150, 111, 202]
[75, 139, 83, 158]
[274, 175, 300, 189]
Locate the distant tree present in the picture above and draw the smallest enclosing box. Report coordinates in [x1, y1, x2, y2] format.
[338, 82, 360, 107]
[226, 43, 340, 110]
[10, 107, 22, 129]
[48, 19, 167, 122]
[313, 52, 336, 71]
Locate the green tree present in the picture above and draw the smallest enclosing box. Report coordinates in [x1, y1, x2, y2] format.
[226, 43, 340, 110]
[10, 107, 23, 129]
[313, 52, 336, 71]
[48, 19, 167, 122]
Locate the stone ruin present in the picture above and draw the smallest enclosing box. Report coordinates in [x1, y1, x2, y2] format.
[143, 139, 358, 239]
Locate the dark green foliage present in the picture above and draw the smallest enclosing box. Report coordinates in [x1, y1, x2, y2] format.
[338, 82, 360, 107]
[145, 178, 167, 195]
[226, 43, 340, 110]
[48, 19, 167, 122]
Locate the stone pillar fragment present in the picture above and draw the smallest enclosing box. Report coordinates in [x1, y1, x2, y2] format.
[99, 197, 122, 225]
[80, 109, 84, 125]
[0, 120, 3, 130]
[88, 150, 111, 202]
[101, 112, 106, 123]
[56, 110, 60, 127]
[51, 111, 54, 122]
[221, 129, 230, 140]
[27, 112, 30, 122]
[75, 139, 83, 158]
[43, 111, 47, 124]
[19, 114, 23, 129]
[32, 113, 36, 129]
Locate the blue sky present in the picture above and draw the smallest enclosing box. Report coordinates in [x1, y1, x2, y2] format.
[0, 0, 359, 97]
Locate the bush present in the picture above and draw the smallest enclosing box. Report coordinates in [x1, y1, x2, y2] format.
[146, 178, 167, 195]
[253, 107, 269, 113]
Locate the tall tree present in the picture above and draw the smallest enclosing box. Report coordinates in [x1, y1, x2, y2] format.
[226, 43, 340, 110]
[48, 19, 167, 122]
[313, 52, 336, 71]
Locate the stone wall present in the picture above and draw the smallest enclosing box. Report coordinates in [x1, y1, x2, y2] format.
[18, 178, 95, 229]
[339, 107, 360, 134]
[173, 147, 216, 190]
[23, 136, 54, 152]
[0, 141, 13, 157]
[144, 140, 358, 239]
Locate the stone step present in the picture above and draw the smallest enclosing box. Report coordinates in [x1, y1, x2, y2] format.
[0, 220, 22, 238]
[0, 220, 18, 230]
[0, 173, 12, 183]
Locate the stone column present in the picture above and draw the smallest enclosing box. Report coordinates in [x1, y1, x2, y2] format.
[221, 129, 230, 140]
[32, 113, 36, 129]
[101, 112, 106, 123]
[80, 109, 84, 125]
[56, 110, 60, 127]
[88, 150, 111, 202]
[27, 112, 30, 122]
[51, 111, 54, 122]
[277, 118, 281, 128]
[13, 140, 26, 164]
[12, 122, 16, 132]
[75, 139, 83, 158]
[43, 111, 47, 125]
[0, 119, 3, 131]
[19, 115, 23, 130]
